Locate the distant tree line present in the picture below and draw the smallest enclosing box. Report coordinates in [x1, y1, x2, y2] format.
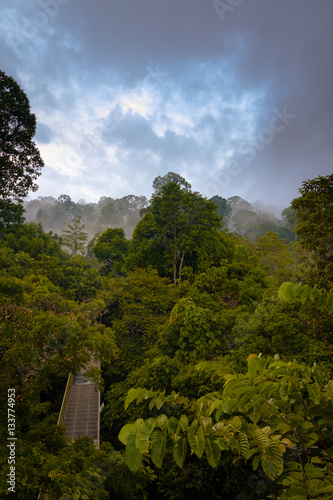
[23, 181, 297, 259]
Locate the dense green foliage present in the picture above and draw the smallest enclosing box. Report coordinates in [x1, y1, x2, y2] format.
[0, 154, 332, 497]
[291, 174, 333, 288]
[93, 227, 129, 275]
[120, 355, 333, 499]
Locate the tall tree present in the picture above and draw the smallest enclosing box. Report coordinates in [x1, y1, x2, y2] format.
[291, 174, 333, 287]
[0, 70, 44, 226]
[128, 183, 225, 286]
[61, 216, 88, 256]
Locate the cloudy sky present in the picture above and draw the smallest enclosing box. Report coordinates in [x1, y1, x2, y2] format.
[1, 0, 332, 211]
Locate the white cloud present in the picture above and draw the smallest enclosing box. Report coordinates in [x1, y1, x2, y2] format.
[29, 62, 266, 203]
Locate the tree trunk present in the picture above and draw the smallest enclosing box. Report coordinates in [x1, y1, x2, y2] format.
[173, 254, 178, 287]
[178, 250, 185, 282]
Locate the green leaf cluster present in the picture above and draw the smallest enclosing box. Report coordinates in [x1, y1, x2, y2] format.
[119, 355, 333, 498]
[279, 282, 333, 313]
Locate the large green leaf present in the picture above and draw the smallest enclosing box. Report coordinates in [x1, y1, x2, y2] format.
[309, 288, 319, 301]
[221, 398, 239, 414]
[317, 291, 327, 310]
[299, 285, 310, 304]
[308, 479, 333, 497]
[178, 414, 188, 432]
[306, 381, 321, 405]
[150, 429, 167, 468]
[188, 420, 205, 458]
[155, 393, 167, 410]
[278, 282, 293, 300]
[124, 387, 146, 410]
[252, 396, 267, 424]
[230, 416, 242, 432]
[124, 432, 143, 472]
[136, 419, 155, 454]
[155, 413, 168, 429]
[173, 435, 188, 468]
[204, 429, 221, 467]
[291, 284, 302, 297]
[224, 379, 249, 394]
[209, 399, 224, 419]
[261, 441, 284, 480]
[168, 416, 179, 436]
[253, 428, 270, 450]
[280, 485, 308, 500]
[118, 419, 143, 445]
[247, 356, 258, 386]
[118, 423, 135, 445]
[229, 432, 249, 459]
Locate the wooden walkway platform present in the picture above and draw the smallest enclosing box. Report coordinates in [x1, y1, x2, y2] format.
[58, 362, 100, 448]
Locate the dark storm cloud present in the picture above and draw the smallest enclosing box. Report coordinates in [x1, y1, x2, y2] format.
[52, 0, 224, 75]
[0, 0, 332, 206]
[101, 106, 158, 151]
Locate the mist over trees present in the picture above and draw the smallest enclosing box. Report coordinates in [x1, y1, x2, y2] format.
[24, 193, 149, 240]
[23, 182, 296, 250]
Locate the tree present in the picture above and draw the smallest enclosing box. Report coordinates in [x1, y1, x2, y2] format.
[0, 70, 44, 226]
[0, 200, 24, 228]
[95, 195, 149, 238]
[281, 207, 297, 241]
[157, 298, 220, 362]
[43, 255, 102, 301]
[128, 183, 225, 286]
[0, 222, 64, 259]
[93, 227, 129, 274]
[232, 209, 258, 236]
[98, 269, 177, 378]
[291, 174, 333, 287]
[0, 273, 117, 398]
[227, 196, 253, 214]
[254, 231, 298, 286]
[152, 172, 191, 194]
[210, 195, 232, 224]
[61, 216, 88, 256]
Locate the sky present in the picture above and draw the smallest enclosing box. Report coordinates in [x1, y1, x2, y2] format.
[1, 0, 332, 212]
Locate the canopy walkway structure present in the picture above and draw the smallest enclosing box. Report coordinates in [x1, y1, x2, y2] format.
[58, 361, 101, 448]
